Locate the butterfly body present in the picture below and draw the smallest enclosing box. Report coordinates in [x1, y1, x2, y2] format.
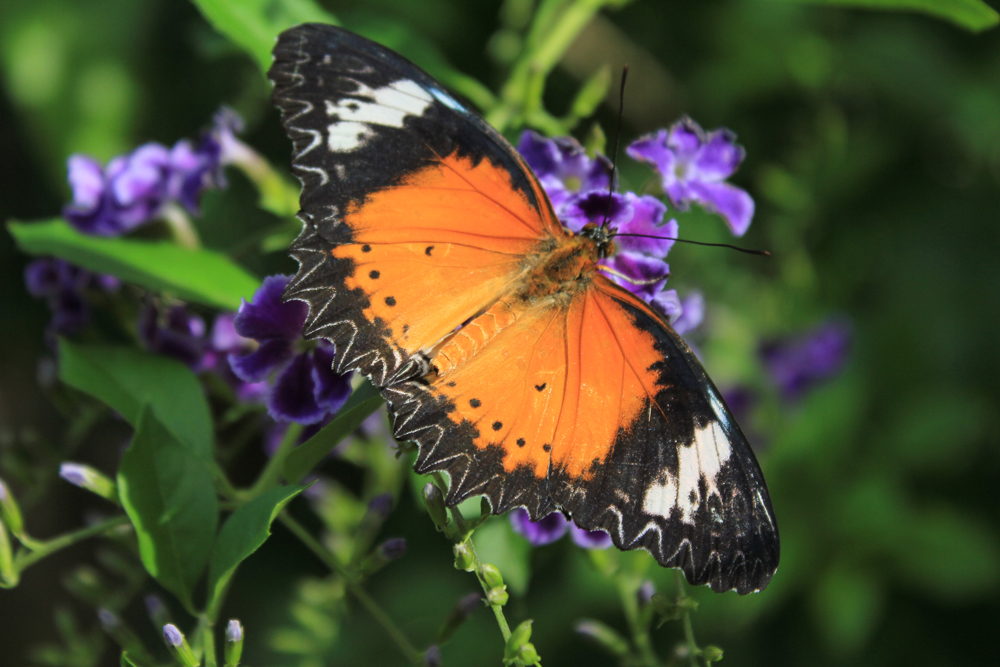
[270, 23, 779, 594]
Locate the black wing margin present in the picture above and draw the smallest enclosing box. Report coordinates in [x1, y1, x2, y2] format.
[553, 281, 780, 594]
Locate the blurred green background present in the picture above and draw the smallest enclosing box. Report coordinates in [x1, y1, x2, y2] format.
[2, 0, 999, 665]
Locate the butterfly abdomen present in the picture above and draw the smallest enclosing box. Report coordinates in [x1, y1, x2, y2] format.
[433, 299, 519, 375]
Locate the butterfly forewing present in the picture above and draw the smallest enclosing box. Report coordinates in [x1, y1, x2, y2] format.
[270, 23, 779, 594]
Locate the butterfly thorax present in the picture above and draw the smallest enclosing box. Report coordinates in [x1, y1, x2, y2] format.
[517, 233, 602, 303]
[432, 234, 601, 377]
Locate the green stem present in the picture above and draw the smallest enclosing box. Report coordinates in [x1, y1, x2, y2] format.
[14, 515, 129, 571]
[618, 575, 658, 667]
[243, 423, 301, 499]
[279, 513, 422, 665]
[160, 203, 202, 249]
[200, 616, 218, 667]
[675, 571, 700, 667]
[487, 0, 613, 131]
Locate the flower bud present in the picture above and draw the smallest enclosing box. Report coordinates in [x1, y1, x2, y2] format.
[423, 645, 442, 667]
[60, 463, 119, 504]
[453, 542, 475, 572]
[481, 564, 508, 606]
[162, 624, 199, 667]
[436, 592, 483, 644]
[144, 595, 172, 628]
[0, 477, 25, 539]
[480, 563, 504, 589]
[503, 620, 540, 666]
[224, 619, 244, 667]
[703, 645, 724, 662]
[637, 580, 655, 607]
[378, 537, 407, 561]
[0, 517, 17, 587]
[574, 619, 630, 657]
[423, 483, 449, 531]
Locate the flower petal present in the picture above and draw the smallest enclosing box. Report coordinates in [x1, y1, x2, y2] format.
[24, 259, 63, 298]
[626, 129, 672, 175]
[687, 180, 755, 237]
[569, 523, 612, 549]
[509, 508, 568, 546]
[668, 118, 703, 158]
[232, 275, 308, 341]
[760, 319, 852, 401]
[691, 129, 744, 181]
[267, 353, 326, 424]
[650, 289, 682, 323]
[562, 191, 632, 233]
[517, 130, 560, 178]
[672, 292, 705, 335]
[66, 155, 105, 209]
[311, 346, 353, 414]
[229, 338, 294, 382]
[614, 197, 674, 257]
[605, 253, 669, 299]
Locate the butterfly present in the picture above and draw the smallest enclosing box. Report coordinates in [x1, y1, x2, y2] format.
[269, 23, 779, 594]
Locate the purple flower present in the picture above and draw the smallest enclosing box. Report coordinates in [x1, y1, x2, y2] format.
[759, 319, 851, 400]
[509, 508, 612, 550]
[203, 313, 268, 402]
[138, 301, 208, 369]
[62, 109, 243, 235]
[509, 508, 568, 546]
[651, 289, 704, 336]
[64, 145, 172, 236]
[517, 131, 611, 213]
[24, 258, 119, 337]
[569, 524, 612, 549]
[230, 275, 352, 424]
[628, 117, 755, 237]
[168, 108, 245, 213]
[559, 190, 677, 300]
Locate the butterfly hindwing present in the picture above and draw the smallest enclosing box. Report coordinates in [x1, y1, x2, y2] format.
[388, 276, 778, 594]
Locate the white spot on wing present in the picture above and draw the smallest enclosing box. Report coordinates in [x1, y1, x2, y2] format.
[642, 421, 732, 525]
[324, 79, 432, 151]
[431, 87, 466, 113]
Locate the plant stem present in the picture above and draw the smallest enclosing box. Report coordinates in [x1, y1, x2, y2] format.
[675, 571, 700, 667]
[243, 423, 301, 499]
[200, 616, 218, 667]
[160, 203, 202, 249]
[279, 512, 422, 665]
[14, 514, 129, 571]
[618, 575, 658, 667]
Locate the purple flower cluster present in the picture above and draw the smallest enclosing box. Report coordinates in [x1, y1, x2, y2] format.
[63, 108, 242, 236]
[228, 275, 353, 425]
[628, 117, 755, 237]
[509, 508, 612, 550]
[24, 258, 119, 337]
[518, 117, 752, 308]
[760, 319, 852, 401]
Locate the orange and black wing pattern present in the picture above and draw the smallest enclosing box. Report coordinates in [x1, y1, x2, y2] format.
[390, 275, 778, 593]
[269, 23, 564, 385]
[270, 24, 778, 594]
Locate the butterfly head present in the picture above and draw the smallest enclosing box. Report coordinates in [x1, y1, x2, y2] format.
[579, 223, 616, 259]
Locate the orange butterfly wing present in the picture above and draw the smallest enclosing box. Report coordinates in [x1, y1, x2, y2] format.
[393, 275, 778, 593]
[271, 24, 779, 594]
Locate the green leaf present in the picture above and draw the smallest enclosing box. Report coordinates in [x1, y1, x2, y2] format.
[283, 381, 384, 484]
[120, 652, 139, 667]
[59, 340, 213, 459]
[191, 0, 339, 73]
[768, 0, 999, 32]
[8, 219, 259, 310]
[117, 407, 219, 611]
[473, 518, 531, 596]
[206, 485, 307, 618]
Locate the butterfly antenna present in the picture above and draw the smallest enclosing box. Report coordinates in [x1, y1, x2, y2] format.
[614, 232, 771, 256]
[601, 64, 629, 230]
